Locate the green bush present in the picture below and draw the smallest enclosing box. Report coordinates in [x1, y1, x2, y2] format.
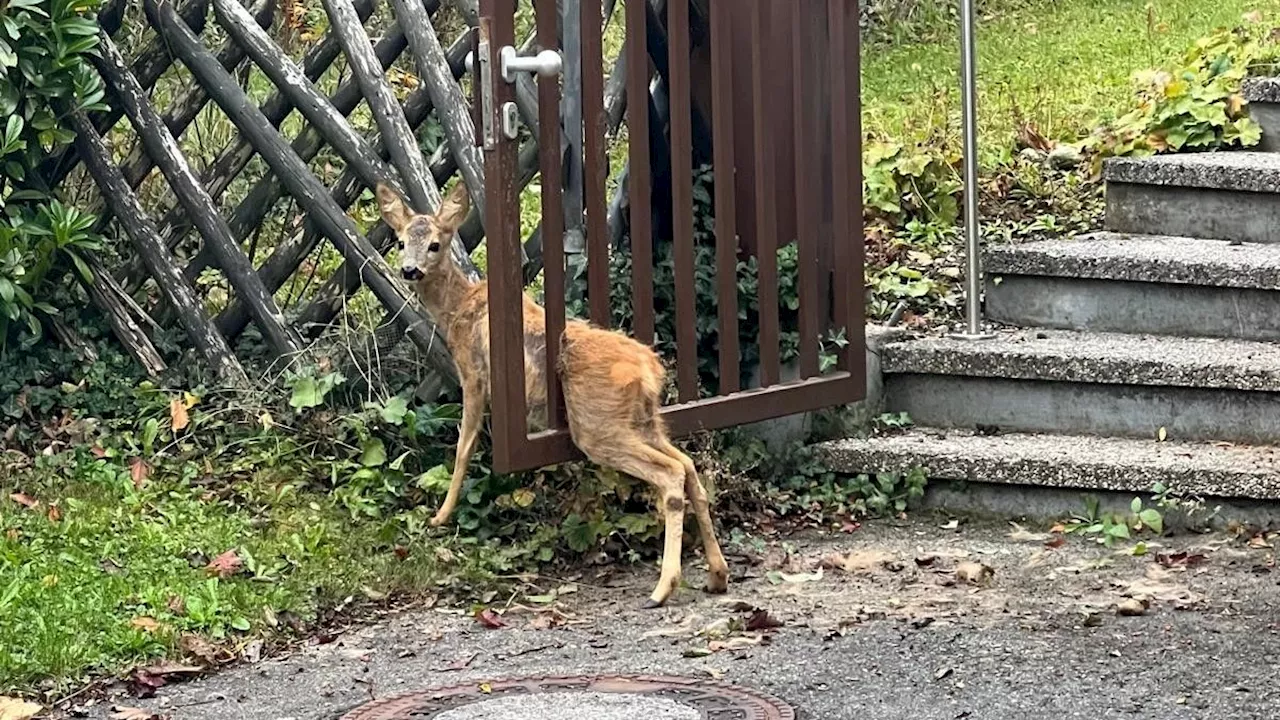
[1084, 20, 1280, 166]
[0, 0, 107, 349]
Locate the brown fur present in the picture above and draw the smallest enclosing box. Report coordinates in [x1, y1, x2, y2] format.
[377, 181, 729, 606]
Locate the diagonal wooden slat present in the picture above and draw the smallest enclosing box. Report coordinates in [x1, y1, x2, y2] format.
[44, 0, 212, 189]
[319, 0, 478, 280]
[213, 0, 402, 192]
[389, 0, 485, 217]
[144, 0, 460, 387]
[70, 111, 249, 387]
[171, 19, 409, 286]
[92, 31, 304, 357]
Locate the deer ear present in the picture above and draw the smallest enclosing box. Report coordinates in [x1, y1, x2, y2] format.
[435, 182, 470, 232]
[376, 182, 412, 233]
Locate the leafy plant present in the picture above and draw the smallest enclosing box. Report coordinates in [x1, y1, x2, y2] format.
[1063, 495, 1165, 547]
[1084, 20, 1280, 165]
[0, 0, 108, 348]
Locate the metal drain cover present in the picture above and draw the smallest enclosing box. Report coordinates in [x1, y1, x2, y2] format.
[338, 674, 795, 719]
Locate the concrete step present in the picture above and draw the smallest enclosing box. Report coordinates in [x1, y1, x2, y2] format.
[814, 427, 1280, 500]
[985, 232, 1280, 341]
[1243, 76, 1280, 153]
[1104, 151, 1280, 243]
[881, 329, 1280, 444]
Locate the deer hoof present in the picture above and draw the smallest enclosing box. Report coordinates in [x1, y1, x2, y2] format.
[642, 597, 665, 609]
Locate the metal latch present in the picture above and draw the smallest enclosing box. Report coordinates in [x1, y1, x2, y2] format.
[468, 44, 562, 148]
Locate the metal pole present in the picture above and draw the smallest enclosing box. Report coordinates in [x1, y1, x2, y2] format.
[951, 0, 995, 341]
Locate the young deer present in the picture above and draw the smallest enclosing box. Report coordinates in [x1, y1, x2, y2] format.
[377, 181, 729, 607]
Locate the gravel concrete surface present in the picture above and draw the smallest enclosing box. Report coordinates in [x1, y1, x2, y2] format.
[72, 518, 1280, 720]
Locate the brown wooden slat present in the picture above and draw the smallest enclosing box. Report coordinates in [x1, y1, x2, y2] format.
[751, 0, 780, 387]
[829, 0, 861, 372]
[793, 0, 821, 379]
[538, 0, 567, 431]
[627, 0, 655, 346]
[669, 0, 698, 402]
[709, 0, 738, 394]
[481, 4, 529, 473]
[490, 371, 865, 470]
[582, 0, 610, 327]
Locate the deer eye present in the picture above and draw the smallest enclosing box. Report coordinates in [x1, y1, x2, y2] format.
[427, 241, 441, 252]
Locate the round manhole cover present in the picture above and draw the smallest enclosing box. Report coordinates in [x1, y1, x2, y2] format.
[338, 674, 794, 719]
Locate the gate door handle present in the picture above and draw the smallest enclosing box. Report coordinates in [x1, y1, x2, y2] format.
[465, 48, 562, 83]
[499, 47, 562, 82]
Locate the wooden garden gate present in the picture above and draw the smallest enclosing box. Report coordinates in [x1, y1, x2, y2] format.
[478, 0, 866, 472]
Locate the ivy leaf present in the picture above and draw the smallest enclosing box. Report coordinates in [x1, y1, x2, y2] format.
[288, 377, 321, 409]
[379, 396, 409, 425]
[1139, 509, 1164, 535]
[359, 438, 387, 468]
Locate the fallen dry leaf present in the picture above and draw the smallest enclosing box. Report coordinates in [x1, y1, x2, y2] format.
[130, 616, 161, 632]
[169, 398, 190, 433]
[1116, 597, 1150, 616]
[1044, 535, 1066, 549]
[139, 661, 202, 677]
[0, 696, 43, 720]
[129, 458, 150, 489]
[955, 562, 995, 586]
[1007, 522, 1050, 543]
[109, 706, 164, 720]
[744, 609, 784, 632]
[820, 551, 897, 574]
[7, 493, 37, 509]
[475, 608, 507, 629]
[204, 550, 243, 578]
[45, 504, 60, 522]
[1155, 551, 1208, 569]
[707, 634, 764, 653]
[179, 634, 218, 665]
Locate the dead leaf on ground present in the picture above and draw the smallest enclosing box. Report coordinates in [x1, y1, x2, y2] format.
[204, 549, 243, 578]
[169, 398, 190, 433]
[475, 608, 507, 629]
[1155, 551, 1208, 569]
[955, 562, 995, 586]
[1007, 522, 1051, 543]
[766, 568, 824, 585]
[179, 634, 219, 665]
[1116, 597, 1150, 616]
[820, 551, 898, 574]
[45, 504, 60, 522]
[110, 706, 165, 720]
[0, 696, 43, 720]
[129, 616, 161, 632]
[707, 634, 765, 653]
[129, 458, 150, 489]
[744, 609, 784, 632]
[7, 493, 38, 509]
[241, 639, 263, 664]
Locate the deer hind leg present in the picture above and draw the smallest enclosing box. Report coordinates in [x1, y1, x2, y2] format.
[579, 437, 688, 607]
[656, 440, 728, 594]
[430, 377, 485, 527]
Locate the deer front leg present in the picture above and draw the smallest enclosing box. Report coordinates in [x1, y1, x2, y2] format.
[430, 379, 485, 527]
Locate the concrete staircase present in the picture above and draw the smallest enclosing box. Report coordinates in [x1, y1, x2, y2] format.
[816, 79, 1280, 506]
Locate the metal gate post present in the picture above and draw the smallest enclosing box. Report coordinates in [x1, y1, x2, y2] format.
[951, 0, 996, 341]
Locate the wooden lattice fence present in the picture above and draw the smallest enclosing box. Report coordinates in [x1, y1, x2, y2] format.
[53, 0, 681, 395]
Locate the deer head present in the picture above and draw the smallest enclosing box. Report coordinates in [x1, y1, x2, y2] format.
[376, 181, 470, 282]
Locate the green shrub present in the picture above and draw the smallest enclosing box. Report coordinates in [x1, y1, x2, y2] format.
[1084, 20, 1280, 166]
[0, 0, 108, 349]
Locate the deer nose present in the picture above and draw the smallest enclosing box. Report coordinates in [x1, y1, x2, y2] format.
[402, 267, 424, 281]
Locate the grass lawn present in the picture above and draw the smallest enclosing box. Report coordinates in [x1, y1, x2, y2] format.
[861, 0, 1280, 160]
[0, 462, 480, 696]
